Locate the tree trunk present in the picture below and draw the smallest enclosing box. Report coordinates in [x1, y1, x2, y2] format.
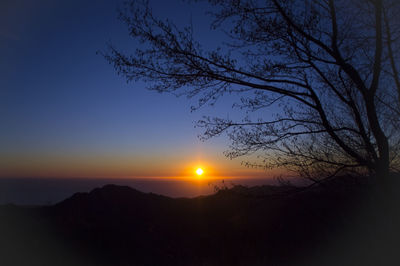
[377, 145, 389, 180]
[364, 91, 389, 185]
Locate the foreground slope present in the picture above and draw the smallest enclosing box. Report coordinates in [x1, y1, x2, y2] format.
[1, 179, 399, 266]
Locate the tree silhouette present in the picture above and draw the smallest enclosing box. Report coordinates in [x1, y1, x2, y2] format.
[105, 0, 400, 184]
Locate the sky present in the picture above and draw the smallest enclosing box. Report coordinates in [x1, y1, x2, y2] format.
[0, 0, 274, 180]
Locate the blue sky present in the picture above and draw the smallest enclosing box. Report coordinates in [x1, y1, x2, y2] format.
[1, 0, 271, 178]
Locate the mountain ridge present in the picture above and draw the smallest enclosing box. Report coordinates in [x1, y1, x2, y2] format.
[1, 180, 399, 266]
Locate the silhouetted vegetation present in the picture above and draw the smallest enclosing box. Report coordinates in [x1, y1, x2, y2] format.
[105, 0, 400, 184]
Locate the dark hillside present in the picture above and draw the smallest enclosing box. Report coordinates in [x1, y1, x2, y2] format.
[1, 178, 399, 266]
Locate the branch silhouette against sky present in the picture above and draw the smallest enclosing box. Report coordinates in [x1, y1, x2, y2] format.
[106, 0, 400, 182]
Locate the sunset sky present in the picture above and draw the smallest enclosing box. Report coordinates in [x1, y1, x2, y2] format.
[0, 0, 275, 180]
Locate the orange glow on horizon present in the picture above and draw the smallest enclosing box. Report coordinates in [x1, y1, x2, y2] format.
[0, 153, 283, 180]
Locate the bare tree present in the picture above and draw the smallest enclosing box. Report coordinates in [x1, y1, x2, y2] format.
[105, 0, 400, 184]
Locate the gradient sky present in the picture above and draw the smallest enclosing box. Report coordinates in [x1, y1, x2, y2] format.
[1, 0, 275, 179]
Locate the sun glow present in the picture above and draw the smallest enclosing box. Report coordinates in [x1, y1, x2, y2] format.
[196, 168, 204, 176]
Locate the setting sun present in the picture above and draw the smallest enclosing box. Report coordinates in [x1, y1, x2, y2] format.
[196, 168, 204, 176]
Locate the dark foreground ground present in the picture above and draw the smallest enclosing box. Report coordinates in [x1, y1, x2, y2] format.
[1, 175, 400, 266]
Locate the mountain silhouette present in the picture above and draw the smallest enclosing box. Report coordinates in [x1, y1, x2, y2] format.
[1, 179, 399, 266]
